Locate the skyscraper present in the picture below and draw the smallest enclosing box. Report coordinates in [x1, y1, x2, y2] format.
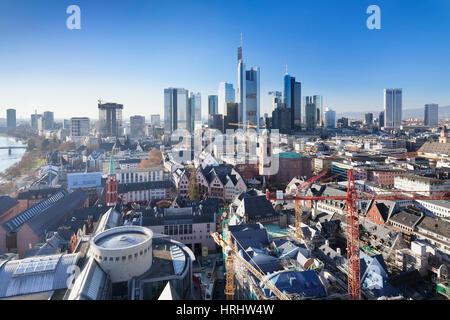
[424, 104, 438, 127]
[218, 82, 235, 114]
[365, 113, 374, 125]
[6, 109, 16, 129]
[384, 89, 402, 128]
[237, 35, 260, 129]
[208, 95, 218, 116]
[283, 67, 302, 130]
[130, 115, 146, 137]
[189, 92, 202, 130]
[164, 88, 190, 133]
[71, 117, 90, 137]
[98, 102, 123, 137]
[43, 111, 54, 131]
[303, 97, 317, 131]
[150, 114, 160, 126]
[303, 96, 322, 130]
[378, 111, 385, 128]
[324, 108, 336, 129]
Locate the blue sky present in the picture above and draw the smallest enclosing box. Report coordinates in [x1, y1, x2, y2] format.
[0, 0, 449, 120]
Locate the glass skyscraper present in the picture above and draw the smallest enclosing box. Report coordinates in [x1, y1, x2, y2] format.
[164, 88, 190, 133]
[424, 104, 438, 127]
[208, 95, 218, 116]
[384, 88, 402, 128]
[218, 82, 235, 115]
[283, 72, 302, 130]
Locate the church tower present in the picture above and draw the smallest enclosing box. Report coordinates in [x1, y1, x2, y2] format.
[439, 126, 448, 144]
[106, 154, 118, 206]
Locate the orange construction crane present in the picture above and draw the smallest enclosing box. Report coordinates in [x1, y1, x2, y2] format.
[229, 121, 260, 153]
[266, 169, 450, 300]
[211, 231, 291, 300]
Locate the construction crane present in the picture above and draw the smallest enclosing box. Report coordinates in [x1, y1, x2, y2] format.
[211, 231, 291, 300]
[228, 121, 260, 153]
[266, 169, 450, 300]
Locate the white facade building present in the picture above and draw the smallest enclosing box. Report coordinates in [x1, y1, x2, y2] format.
[384, 88, 402, 128]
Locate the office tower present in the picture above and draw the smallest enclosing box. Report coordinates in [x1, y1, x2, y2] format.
[224, 102, 238, 130]
[130, 115, 146, 137]
[188, 92, 201, 130]
[151, 114, 161, 126]
[42, 111, 54, 130]
[324, 108, 336, 129]
[283, 67, 302, 130]
[70, 117, 90, 137]
[272, 108, 291, 134]
[98, 102, 123, 137]
[303, 96, 323, 128]
[424, 104, 439, 127]
[313, 96, 323, 127]
[6, 109, 16, 129]
[63, 119, 71, 129]
[31, 111, 41, 130]
[208, 114, 224, 133]
[237, 35, 260, 128]
[218, 82, 235, 114]
[384, 89, 402, 128]
[208, 95, 218, 116]
[365, 113, 374, 125]
[378, 111, 385, 128]
[304, 102, 317, 131]
[164, 88, 190, 133]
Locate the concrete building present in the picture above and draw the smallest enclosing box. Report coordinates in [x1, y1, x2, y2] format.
[42, 111, 54, 131]
[365, 113, 374, 125]
[98, 102, 123, 137]
[150, 114, 160, 126]
[130, 115, 146, 137]
[394, 175, 450, 196]
[70, 117, 90, 137]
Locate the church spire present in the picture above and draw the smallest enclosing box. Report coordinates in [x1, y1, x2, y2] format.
[108, 154, 116, 175]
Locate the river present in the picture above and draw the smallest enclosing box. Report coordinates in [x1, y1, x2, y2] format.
[0, 136, 27, 174]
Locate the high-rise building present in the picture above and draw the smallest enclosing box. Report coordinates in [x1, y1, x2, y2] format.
[30, 110, 41, 131]
[6, 109, 16, 129]
[150, 114, 161, 126]
[324, 108, 336, 129]
[384, 89, 402, 128]
[70, 117, 90, 137]
[208, 114, 224, 133]
[365, 113, 374, 125]
[424, 104, 438, 127]
[189, 92, 202, 130]
[218, 82, 235, 114]
[224, 102, 238, 130]
[237, 35, 260, 129]
[378, 111, 385, 128]
[43, 111, 54, 130]
[304, 102, 317, 131]
[303, 96, 323, 128]
[98, 102, 123, 137]
[130, 115, 146, 137]
[164, 88, 190, 133]
[283, 68, 302, 130]
[208, 95, 218, 116]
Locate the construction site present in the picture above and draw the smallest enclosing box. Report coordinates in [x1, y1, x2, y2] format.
[210, 169, 450, 301]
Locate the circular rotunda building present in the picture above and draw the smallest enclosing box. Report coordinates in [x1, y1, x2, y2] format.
[90, 226, 153, 283]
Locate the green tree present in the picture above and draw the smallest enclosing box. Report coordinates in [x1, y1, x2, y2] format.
[188, 170, 200, 201]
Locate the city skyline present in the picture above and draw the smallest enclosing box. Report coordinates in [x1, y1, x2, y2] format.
[1, 0, 450, 119]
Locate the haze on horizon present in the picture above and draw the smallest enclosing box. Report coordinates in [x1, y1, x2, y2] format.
[1, 0, 449, 120]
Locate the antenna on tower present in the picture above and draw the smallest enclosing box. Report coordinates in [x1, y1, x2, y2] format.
[286, 62, 289, 75]
[98, 98, 103, 105]
[240, 32, 243, 47]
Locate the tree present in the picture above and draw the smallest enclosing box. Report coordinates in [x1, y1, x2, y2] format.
[138, 148, 163, 168]
[27, 138, 36, 151]
[188, 170, 200, 201]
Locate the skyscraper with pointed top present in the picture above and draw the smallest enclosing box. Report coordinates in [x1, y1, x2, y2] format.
[237, 33, 260, 130]
[106, 154, 118, 207]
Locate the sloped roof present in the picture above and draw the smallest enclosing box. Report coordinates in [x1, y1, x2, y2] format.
[418, 142, 450, 156]
[0, 196, 18, 216]
[263, 270, 326, 299]
[0, 254, 79, 299]
[242, 196, 276, 219]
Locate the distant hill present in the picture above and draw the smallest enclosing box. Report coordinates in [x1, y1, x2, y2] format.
[338, 106, 450, 120]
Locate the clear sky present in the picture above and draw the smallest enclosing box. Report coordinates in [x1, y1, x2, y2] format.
[1, 0, 449, 120]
